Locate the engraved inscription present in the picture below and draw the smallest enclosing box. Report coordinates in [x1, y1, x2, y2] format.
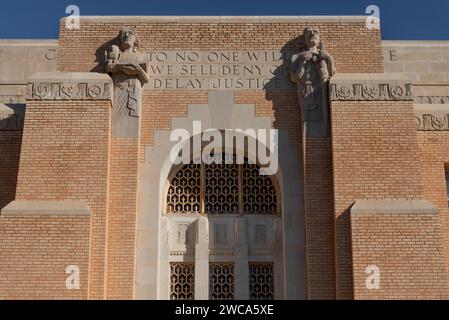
[145, 50, 294, 90]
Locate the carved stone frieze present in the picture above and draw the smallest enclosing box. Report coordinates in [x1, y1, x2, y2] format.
[330, 81, 413, 101]
[415, 105, 449, 131]
[26, 72, 113, 101]
[416, 114, 449, 131]
[26, 82, 112, 101]
[414, 96, 449, 104]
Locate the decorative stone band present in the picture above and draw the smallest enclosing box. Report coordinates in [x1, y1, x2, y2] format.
[415, 96, 449, 105]
[415, 104, 449, 131]
[330, 73, 413, 101]
[351, 199, 437, 215]
[0, 104, 25, 131]
[0, 200, 91, 216]
[26, 72, 113, 102]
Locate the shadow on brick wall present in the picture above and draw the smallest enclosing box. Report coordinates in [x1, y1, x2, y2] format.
[0, 104, 24, 211]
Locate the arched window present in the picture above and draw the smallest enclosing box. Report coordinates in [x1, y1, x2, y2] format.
[166, 156, 279, 215]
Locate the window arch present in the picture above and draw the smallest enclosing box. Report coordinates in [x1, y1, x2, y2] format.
[166, 156, 280, 215]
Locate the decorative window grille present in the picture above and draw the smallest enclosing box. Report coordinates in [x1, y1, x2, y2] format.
[209, 263, 234, 300]
[243, 162, 277, 215]
[166, 155, 278, 215]
[205, 162, 239, 214]
[166, 164, 201, 213]
[249, 263, 274, 300]
[170, 263, 195, 300]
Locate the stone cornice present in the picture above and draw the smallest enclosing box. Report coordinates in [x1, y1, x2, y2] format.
[26, 72, 113, 102]
[330, 73, 413, 102]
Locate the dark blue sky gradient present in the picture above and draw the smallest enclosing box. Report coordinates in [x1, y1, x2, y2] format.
[0, 0, 448, 40]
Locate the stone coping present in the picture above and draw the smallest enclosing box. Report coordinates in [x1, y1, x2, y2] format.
[351, 199, 437, 215]
[60, 15, 367, 24]
[0, 200, 91, 216]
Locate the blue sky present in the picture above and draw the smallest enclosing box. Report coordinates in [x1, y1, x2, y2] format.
[0, 0, 448, 40]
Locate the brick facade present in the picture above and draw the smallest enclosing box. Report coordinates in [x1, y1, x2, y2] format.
[1, 16, 448, 300]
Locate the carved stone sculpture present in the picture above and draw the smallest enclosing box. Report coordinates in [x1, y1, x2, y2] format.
[290, 27, 336, 137]
[106, 27, 148, 137]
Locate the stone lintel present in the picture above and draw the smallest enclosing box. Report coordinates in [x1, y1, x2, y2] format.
[330, 73, 413, 101]
[60, 15, 367, 24]
[351, 199, 437, 215]
[26, 72, 113, 102]
[0, 200, 91, 216]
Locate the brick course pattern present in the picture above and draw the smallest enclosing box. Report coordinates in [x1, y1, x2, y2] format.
[351, 213, 449, 299]
[57, 20, 383, 74]
[418, 131, 449, 287]
[0, 215, 90, 299]
[57, 18, 381, 300]
[331, 100, 428, 299]
[8, 100, 111, 299]
[106, 138, 139, 299]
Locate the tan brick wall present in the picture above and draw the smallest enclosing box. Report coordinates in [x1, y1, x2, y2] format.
[13, 100, 111, 299]
[0, 131, 22, 210]
[53, 18, 384, 299]
[303, 137, 336, 299]
[351, 213, 449, 299]
[417, 131, 449, 284]
[106, 138, 139, 299]
[0, 215, 90, 299]
[331, 100, 425, 299]
[57, 20, 383, 74]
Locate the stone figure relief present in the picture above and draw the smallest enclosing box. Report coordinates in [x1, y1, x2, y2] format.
[290, 27, 336, 137]
[214, 224, 228, 245]
[106, 27, 149, 138]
